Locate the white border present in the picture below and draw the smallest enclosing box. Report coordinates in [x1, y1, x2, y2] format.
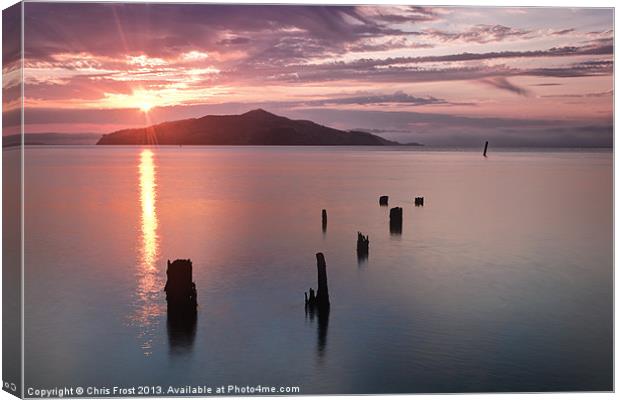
[0, 2, 616, 400]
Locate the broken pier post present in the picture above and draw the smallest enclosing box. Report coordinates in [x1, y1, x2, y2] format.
[379, 195, 389, 206]
[357, 232, 369, 258]
[390, 207, 403, 234]
[307, 288, 316, 304]
[483, 141, 489, 157]
[315, 253, 330, 308]
[414, 197, 424, 206]
[305, 252, 330, 310]
[322, 209, 327, 232]
[164, 259, 197, 313]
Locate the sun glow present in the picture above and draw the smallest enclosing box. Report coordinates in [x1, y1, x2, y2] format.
[140, 103, 153, 113]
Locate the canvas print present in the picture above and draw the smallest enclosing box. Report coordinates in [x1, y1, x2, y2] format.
[2, 2, 614, 397]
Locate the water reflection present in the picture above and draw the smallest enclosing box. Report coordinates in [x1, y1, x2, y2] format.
[316, 308, 329, 357]
[389, 220, 403, 235]
[167, 310, 197, 356]
[140, 149, 159, 268]
[357, 253, 368, 267]
[130, 149, 164, 356]
[305, 305, 330, 358]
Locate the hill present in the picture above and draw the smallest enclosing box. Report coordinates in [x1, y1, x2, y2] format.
[96, 109, 400, 146]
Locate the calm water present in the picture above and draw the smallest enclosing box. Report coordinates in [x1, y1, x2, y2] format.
[23, 146, 612, 394]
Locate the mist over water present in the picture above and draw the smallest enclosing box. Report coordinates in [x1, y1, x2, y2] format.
[23, 146, 612, 393]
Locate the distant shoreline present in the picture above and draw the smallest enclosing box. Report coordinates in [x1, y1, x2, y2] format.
[6, 141, 612, 151]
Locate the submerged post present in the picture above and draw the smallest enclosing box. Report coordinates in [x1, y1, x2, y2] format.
[322, 209, 327, 232]
[390, 207, 403, 234]
[414, 197, 424, 206]
[164, 259, 197, 312]
[379, 195, 389, 206]
[483, 141, 489, 157]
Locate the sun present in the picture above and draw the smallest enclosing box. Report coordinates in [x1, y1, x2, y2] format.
[139, 103, 153, 113]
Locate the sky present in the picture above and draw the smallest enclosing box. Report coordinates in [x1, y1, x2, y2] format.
[3, 3, 614, 146]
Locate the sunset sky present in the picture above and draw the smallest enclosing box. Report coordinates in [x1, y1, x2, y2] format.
[4, 3, 614, 145]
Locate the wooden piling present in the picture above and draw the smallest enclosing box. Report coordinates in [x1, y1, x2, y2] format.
[316, 253, 330, 308]
[379, 195, 389, 206]
[414, 197, 424, 206]
[164, 259, 197, 312]
[357, 232, 369, 257]
[305, 253, 330, 309]
[304, 254, 331, 353]
[308, 288, 316, 304]
[389, 207, 403, 234]
[483, 141, 489, 157]
[322, 209, 327, 232]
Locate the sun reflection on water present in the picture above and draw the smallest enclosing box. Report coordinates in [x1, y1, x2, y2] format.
[130, 149, 164, 356]
[140, 149, 159, 267]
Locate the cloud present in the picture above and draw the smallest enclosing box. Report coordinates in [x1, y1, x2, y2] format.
[249, 41, 613, 85]
[423, 24, 532, 43]
[23, 3, 419, 63]
[282, 108, 612, 147]
[551, 28, 575, 35]
[319, 42, 613, 70]
[541, 90, 613, 98]
[216, 37, 251, 46]
[21, 3, 613, 93]
[303, 91, 452, 107]
[20, 37, 612, 113]
[527, 60, 612, 78]
[479, 77, 531, 96]
[356, 6, 441, 24]
[15, 2, 613, 147]
[2, 3, 22, 66]
[346, 37, 433, 52]
[530, 83, 562, 86]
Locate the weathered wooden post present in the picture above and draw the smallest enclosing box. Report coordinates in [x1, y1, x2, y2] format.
[414, 197, 424, 206]
[483, 141, 489, 157]
[304, 253, 331, 354]
[305, 253, 330, 309]
[165, 259, 197, 354]
[357, 232, 369, 258]
[379, 195, 389, 206]
[315, 253, 330, 308]
[164, 259, 197, 312]
[322, 209, 327, 232]
[390, 207, 403, 234]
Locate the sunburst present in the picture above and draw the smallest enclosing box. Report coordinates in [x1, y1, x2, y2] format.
[139, 103, 153, 113]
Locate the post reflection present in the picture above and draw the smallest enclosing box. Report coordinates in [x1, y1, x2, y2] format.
[130, 149, 164, 356]
[305, 305, 330, 359]
[167, 310, 197, 356]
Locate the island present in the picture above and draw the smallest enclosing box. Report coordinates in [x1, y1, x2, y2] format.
[96, 109, 403, 146]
